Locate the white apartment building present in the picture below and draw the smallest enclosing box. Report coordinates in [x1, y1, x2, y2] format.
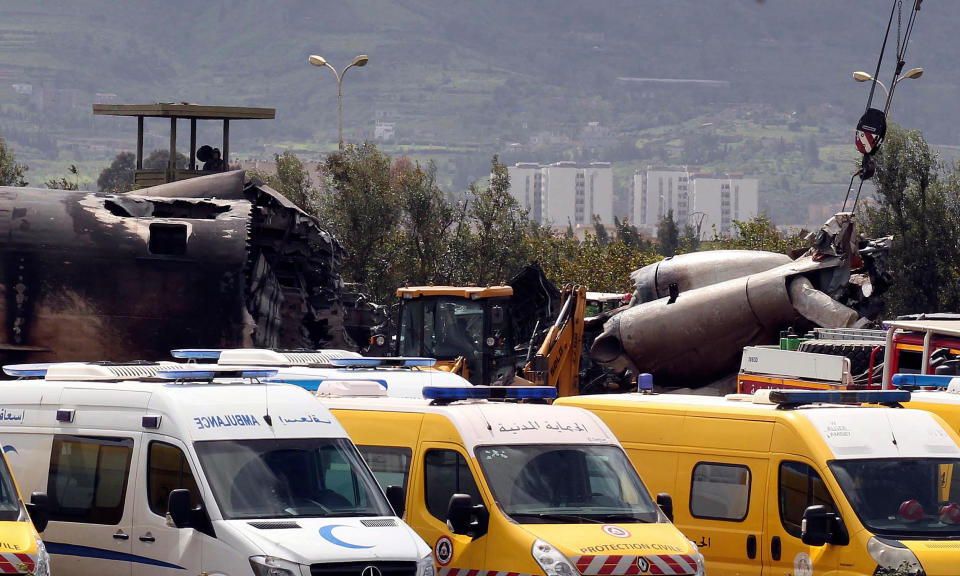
[507, 163, 544, 222]
[690, 173, 759, 237]
[508, 162, 614, 229]
[633, 167, 758, 238]
[633, 166, 692, 234]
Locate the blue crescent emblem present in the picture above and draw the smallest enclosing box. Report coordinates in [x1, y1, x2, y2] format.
[2, 446, 16, 455]
[318, 524, 374, 549]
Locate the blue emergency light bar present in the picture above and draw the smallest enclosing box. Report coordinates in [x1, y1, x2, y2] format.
[891, 373, 960, 389]
[422, 386, 557, 403]
[170, 349, 223, 360]
[156, 368, 278, 380]
[267, 377, 388, 391]
[331, 357, 437, 368]
[767, 389, 910, 406]
[2, 363, 52, 378]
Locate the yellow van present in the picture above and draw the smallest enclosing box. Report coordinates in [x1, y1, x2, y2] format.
[0, 431, 50, 576]
[557, 389, 960, 576]
[318, 386, 705, 576]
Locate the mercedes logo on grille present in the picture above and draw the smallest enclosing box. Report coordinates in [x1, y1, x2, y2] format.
[361, 566, 383, 576]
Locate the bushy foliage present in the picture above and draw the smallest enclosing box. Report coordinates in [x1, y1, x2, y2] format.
[0, 138, 28, 187]
[97, 151, 135, 193]
[860, 126, 960, 315]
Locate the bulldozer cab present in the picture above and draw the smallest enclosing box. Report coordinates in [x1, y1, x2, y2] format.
[396, 286, 516, 385]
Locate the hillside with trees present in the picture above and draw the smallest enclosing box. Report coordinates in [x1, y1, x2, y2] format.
[0, 1, 957, 226]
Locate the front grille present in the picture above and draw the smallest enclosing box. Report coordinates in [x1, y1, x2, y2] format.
[361, 519, 397, 527]
[248, 521, 301, 529]
[311, 561, 417, 576]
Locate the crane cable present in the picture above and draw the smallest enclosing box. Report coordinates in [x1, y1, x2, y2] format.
[845, 0, 924, 212]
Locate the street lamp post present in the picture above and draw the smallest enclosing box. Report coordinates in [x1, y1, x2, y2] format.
[852, 67, 923, 114]
[309, 54, 369, 150]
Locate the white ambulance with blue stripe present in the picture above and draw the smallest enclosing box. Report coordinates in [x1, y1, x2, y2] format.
[0, 362, 433, 576]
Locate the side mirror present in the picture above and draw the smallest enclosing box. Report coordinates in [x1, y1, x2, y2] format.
[656, 493, 674, 523]
[167, 489, 192, 529]
[446, 493, 489, 538]
[801, 505, 833, 546]
[386, 485, 406, 518]
[447, 494, 473, 535]
[26, 492, 48, 533]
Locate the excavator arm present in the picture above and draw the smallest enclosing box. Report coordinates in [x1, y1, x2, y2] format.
[523, 284, 587, 396]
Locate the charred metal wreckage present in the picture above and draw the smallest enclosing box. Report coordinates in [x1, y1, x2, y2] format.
[591, 213, 893, 389]
[0, 170, 352, 364]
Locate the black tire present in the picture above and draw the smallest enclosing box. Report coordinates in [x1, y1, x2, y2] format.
[797, 340, 884, 376]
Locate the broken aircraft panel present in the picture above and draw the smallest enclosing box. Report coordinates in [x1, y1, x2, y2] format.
[0, 171, 351, 365]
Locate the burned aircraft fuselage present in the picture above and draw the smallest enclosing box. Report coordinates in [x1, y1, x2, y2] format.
[0, 172, 348, 364]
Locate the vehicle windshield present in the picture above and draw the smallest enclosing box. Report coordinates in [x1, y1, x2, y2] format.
[399, 297, 484, 362]
[194, 437, 393, 519]
[0, 458, 20, 522]
[830, 458, 960, 538]
[476, 444, 661, 524]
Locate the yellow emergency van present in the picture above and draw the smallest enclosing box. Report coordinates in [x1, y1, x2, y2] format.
[556, 389, 960, 576]
[0, 427, 50, 576]
[318, 386, 706, 576]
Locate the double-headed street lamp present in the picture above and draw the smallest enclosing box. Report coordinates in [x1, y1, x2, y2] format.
[309, 54, 369, 150]
[852, 67, 924, 114]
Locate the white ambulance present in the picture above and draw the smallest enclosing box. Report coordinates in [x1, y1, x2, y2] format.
[0, 362, 434, 576]
[172, 349, 473, 398]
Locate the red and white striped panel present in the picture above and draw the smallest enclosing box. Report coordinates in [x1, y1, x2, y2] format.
[571, 554, 698, 576]
[438, 568, 533, 576]
[0, 553, 35, 575]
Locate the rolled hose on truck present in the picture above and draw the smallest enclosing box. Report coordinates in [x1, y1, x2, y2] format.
[797, 340, 884, 377]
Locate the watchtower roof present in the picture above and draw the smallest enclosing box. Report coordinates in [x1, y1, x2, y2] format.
[93, 103, 275, 120]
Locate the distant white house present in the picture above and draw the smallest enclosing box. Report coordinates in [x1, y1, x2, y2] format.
[374, 120, 396, 142]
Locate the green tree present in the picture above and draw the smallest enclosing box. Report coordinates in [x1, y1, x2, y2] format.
[252, 151, 317, 213]
[144, 149, 188, 170]
[860, 126, 960, 314]
[656, 210, 680, 257]
[320, 142, 402, 302]
[680, 224, 701, 253]
[97, 151, 136, 193]
[708, 215, 806, 254]
[395, 158, 458, 286]
[464, 155, 529, 285]
[614, 216, 643, 248]
[592, 214, 609, 245]
[0, 137, 28, 186]
[46, 164, 80, 190]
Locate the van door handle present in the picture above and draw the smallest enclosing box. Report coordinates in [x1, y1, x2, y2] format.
[771, 536, 781, 561]
[112, 530, 129, 540]
[139, 533, 156, 543]
[746, 534, 757, 559]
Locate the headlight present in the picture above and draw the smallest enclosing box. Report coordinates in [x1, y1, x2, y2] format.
[31, 536, 49, 576]
[688, 541, 706, 576]
[418, 552, 436, 576]
[867, 537, 923, 575]
[532, 539, 578, 576]
[249, 555, 305, 576]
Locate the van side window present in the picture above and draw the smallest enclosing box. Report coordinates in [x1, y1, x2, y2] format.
[779, 461, 837, 538]
[358, 446, 412, 496]
[48, 435, 134, 525]
[424, 449, 481, 521]
[148, 441, 200, 516]
[690, 462, 751, 521]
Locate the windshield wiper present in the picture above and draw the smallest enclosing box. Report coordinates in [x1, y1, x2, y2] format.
[510, 512, 603, 524]
[595, 513, 655, 523]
